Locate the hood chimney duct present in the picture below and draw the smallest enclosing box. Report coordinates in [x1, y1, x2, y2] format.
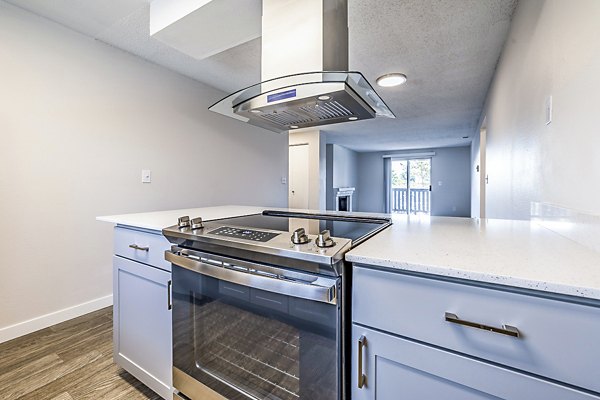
[261, 0, 348, 81]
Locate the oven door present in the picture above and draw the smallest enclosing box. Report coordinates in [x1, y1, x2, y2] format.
[167, 249, 341, 400]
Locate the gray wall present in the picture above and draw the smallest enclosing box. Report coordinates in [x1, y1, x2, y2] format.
[357, 151, 386, 213]
[357, 146, 471, 217]
[325, 144, 359, 210]
[430, 147, 471, 217]
[0, 2, 288, 335]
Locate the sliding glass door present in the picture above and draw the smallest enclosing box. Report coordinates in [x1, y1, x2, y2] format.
[391, 158, 431, 215]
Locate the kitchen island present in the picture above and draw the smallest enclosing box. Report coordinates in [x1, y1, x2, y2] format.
[346, 214, 600, 399]
[97, 205, 266, 400]
[346, 214, 600, 299]
[98, 208, 600, 400]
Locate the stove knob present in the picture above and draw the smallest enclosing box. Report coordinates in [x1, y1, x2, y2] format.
[291, 228, 310, 245]
[190, 217, 204, 230]
[316, 230, 336, 248]
[178, 216, 190, 228]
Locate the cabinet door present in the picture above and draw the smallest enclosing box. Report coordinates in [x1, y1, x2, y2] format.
[113, 256, 172, 400]
[353, 266, 600, 392]
[351, 325, 598, 400]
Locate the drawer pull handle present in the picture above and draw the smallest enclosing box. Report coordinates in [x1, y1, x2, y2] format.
[358, 335, 367, 388]
[129, 244, 149, 252]
[445, 312, 520, 338]
[167, 280, 172, 310]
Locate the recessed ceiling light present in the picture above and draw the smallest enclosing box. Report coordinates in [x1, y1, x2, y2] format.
[348, 116, 358, 121]
[376, 73, 407, 87]
[317, 95, 331, 101]
[290, 125, 299, 129]
[250, 109, 262, 114]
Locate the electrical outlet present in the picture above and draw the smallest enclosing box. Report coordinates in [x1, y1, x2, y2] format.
[142, 169, 152, 183]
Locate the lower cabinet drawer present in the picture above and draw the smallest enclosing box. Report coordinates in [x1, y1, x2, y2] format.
[352, 266, 600, 393]
[351, 325, 599, 400]
[114, 226, 171, 271]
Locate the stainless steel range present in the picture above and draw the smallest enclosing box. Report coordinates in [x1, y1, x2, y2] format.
[163, 210, 391, 400]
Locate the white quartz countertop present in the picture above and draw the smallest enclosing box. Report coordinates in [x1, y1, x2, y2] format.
[346, 215, 600, 300]
[98, 207, 600, 300]
[96, 205, 266, 231]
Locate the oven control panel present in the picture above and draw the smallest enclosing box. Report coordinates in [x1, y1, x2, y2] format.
[209, 226, 280, 242]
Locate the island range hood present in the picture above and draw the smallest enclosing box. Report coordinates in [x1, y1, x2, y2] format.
[209, 0, 395, 133]
[209, 71, 395, 133]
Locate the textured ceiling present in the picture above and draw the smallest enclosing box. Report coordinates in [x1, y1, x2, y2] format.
[5, 0, 517, 152]
[330, 0, 517, 151]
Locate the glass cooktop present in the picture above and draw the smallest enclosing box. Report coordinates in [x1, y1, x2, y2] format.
[209, 211, 390, 244]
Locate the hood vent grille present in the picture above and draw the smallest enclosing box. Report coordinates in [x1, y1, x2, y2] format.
[299, 100, 353, 120]
[209, 71, 395, 133]
[258, 99, 354, 128]
[260, 110, 312, 126]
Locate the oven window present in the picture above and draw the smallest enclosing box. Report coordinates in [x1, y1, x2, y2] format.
[173, 265, 340, 400]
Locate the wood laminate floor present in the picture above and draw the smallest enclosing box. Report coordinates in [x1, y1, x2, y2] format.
[0, 307, 161, 400]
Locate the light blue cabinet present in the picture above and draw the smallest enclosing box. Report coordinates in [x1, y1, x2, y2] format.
[113, 227, 172, 400]
[351, 325, 597, 400]
[352, 265, 600, 400]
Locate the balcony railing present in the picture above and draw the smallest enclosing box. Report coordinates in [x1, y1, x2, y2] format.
[392, 187, 430, 214]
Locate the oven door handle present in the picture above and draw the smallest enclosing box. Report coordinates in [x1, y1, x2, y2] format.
[165, 251, 338, 305]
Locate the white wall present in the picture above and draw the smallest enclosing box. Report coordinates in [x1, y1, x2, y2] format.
[289, 130, 324, 210]
[357, 147, 471, 217]
[470, 128, 487, 218]
[0, 2, 288, 339]
[482, 0, 600, 219]
[471, 132, 481, 217]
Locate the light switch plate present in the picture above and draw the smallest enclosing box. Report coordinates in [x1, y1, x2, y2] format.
[545, 95, 552, 125]
[142, 169, 152, 183]
[281, 176, 287, 184]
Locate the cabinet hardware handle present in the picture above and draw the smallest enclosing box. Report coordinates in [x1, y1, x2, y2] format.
[445, 312, 520, 338]
[167, 280, 172, 310]
[358, 335, 367, 388]
[129, 244, 149, 251]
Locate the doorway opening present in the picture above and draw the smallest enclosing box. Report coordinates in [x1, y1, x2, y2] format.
[289, 144, 310, 209]
[391, 158, 431, 215]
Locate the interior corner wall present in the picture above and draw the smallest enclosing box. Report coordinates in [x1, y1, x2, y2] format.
[482, 0, 600, 219]
[357, 146, 471, 217]
[0, 2, 288, 336]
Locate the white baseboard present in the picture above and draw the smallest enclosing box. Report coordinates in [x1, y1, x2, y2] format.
[0, 294, 113, 344]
